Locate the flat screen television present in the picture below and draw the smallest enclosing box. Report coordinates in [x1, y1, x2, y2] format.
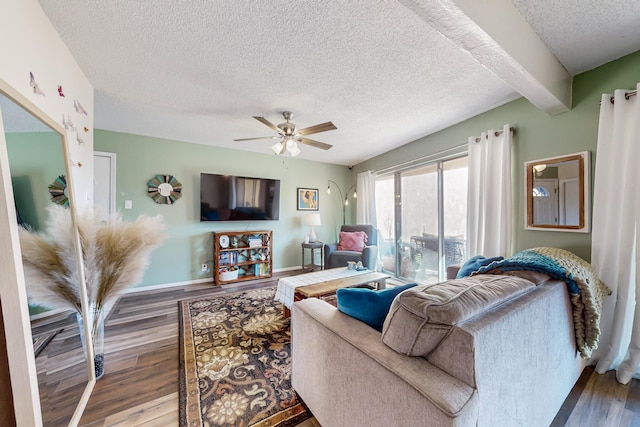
[200, 173, 280, 221]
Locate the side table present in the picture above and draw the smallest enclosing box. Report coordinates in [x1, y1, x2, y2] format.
[301, 242, 324, 272]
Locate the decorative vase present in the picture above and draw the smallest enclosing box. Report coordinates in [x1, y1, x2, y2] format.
[76, 308, 105, 380]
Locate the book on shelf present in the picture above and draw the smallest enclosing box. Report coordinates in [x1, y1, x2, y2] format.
[254, 262, 270, 276]
[248, 236, 262, 248]
[218, 251, 238, 265]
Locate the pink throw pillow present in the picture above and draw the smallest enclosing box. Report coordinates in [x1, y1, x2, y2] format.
[338, 231, 368, 251]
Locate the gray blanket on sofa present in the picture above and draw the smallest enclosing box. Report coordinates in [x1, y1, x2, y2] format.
[473, 247, 611, 358]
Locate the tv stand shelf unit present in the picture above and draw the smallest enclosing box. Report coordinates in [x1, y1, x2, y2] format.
[213, 230, 273, 285]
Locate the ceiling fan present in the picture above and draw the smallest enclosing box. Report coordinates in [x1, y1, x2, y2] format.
[234, 111, 336, 157]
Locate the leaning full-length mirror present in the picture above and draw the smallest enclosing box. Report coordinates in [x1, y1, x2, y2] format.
[0, 85, 93, 425]
[525, 151, 590, 233]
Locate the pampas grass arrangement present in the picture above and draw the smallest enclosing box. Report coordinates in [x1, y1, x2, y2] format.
[19, 205, 165, 315]
[20, 205, 165, 376]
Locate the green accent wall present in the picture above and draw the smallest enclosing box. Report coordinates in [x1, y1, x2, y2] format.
[94, 130, 352, 287]
[6, 131, 66, 315]
[6, 132, 64, 231]
[354, 50, 640, 262]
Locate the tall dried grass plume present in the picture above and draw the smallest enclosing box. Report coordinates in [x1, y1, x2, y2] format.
[19, 205, 166, 315]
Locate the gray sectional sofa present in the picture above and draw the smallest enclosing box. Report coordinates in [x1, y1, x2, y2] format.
[291, 271, 587, 427]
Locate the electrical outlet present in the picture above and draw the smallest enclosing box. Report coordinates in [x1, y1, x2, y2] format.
[201, 263, 208, 272]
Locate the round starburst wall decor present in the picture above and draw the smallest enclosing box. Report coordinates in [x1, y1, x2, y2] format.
[48, 175, 69, 207]
[147, 174, 182, 204]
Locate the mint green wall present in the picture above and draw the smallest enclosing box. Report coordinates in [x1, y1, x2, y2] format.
[95, 130, 352, 287]
[354, 50, 640, 261]
[6, 132, 64, 231]
[6, 132, 65, 315]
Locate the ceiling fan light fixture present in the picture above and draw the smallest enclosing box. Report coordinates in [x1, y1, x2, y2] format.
[271, 141, 284, 154]
[236, 111, 336, 157]
[288, 141, 301, 157]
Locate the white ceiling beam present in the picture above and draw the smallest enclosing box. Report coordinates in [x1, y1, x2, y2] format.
[399, 0, 572, 115]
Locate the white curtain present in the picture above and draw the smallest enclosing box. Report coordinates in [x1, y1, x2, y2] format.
[466, 124, 513, 258]
[356, 170, 376, 226]
[592, 84, 640, 384]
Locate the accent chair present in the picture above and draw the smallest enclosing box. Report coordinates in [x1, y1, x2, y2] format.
[324, 224, 378, 270]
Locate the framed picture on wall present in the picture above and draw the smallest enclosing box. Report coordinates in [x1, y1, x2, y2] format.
[297, 188, 319, 211]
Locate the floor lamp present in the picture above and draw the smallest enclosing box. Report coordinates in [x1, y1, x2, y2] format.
[327, 180, 357, 224]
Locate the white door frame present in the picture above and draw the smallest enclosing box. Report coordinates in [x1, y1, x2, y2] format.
[93, 151, 116, 216]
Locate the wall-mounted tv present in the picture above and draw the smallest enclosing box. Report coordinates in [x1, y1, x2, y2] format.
[200, 173, 280, 221]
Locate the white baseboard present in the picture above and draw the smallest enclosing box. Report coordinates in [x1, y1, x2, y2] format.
[275, 266, 300, 272]
[123, 266, 298, 294]
[122, 277, 213, 294]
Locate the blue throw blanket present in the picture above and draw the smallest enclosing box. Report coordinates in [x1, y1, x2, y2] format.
[471, 247, 611, 358]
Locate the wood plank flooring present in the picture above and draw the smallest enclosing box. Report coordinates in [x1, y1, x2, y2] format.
[31, 271, 640, 426]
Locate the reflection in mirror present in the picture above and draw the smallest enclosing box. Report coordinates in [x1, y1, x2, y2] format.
[0, 93, 90, 425]
[525, 151, 590, 233]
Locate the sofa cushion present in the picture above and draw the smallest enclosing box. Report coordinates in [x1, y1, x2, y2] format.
[381, 275, 535, 356]
[337, 231, 368, 251]
[337, 283, 418, 331]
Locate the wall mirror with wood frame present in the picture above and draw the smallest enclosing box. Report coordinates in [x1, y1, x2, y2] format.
[525, 151, 590, 233]
[0, 80, 94, 426]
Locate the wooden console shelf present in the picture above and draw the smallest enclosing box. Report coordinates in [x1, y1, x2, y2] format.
[213, 230, 272, 285]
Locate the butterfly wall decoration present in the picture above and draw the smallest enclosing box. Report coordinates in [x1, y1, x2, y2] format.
[29, 72, 45, 96]
[58, 85, 65, 97]
[74, 99, 87, 115]
[62, 114, 75, 131]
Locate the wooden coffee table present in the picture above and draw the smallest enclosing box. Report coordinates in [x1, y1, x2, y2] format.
[280, 270, 390, 318]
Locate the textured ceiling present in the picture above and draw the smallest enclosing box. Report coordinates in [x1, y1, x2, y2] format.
[32, 0, 640, 166]
[511, 0, 640, 74]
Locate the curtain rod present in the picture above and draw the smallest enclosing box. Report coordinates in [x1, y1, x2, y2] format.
[375, 126, 516, 175]
[473, 126, 516, 143]
[608, 90, 637, 104]
[375, 142, 467, 175]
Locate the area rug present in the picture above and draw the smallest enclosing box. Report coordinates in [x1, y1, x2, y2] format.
[33, 329, 63, 357]
[178, 286, 311, 427]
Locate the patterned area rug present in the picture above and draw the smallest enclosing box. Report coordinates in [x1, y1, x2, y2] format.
[178, 286, 311, 427]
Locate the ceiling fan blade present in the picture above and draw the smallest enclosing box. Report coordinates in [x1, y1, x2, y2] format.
[234, 136, 279, 142]
[296, 121, 337, 136]
[298, 137, 333, 150]
[253, 116, 284, 135]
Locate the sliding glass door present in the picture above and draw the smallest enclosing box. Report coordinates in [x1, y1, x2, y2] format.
[375, 156, 468, 283]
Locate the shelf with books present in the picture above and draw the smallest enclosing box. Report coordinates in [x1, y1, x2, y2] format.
[213, 230, 272, 285]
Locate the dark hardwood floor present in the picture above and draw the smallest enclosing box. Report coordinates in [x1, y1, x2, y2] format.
[31, 271, 640, 426]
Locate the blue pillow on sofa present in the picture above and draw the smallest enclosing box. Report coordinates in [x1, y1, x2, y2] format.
[336, 283, 418, 332]
[456, 255, 504, 278]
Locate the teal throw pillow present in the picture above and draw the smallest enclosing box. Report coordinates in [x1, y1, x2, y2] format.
[336, 283, 418, 332]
